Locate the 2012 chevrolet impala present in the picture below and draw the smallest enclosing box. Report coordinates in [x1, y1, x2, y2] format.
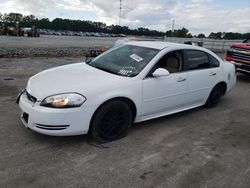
[17, 41, 236, 142]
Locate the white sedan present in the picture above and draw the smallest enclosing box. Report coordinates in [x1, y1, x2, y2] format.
[17, 41, 236, 142]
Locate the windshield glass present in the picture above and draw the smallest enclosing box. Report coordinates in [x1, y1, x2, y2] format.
[88, 45, 159, 77]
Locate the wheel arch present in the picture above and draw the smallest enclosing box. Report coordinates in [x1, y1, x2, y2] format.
[215, 81, 227, 96]
[88, 97, 137, 134]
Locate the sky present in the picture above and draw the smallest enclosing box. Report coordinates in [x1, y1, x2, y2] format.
[0, 0, 250, 35]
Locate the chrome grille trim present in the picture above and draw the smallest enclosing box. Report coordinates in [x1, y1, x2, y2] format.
[232, 47, 250, 52]
[231, 47, 250, 62]
[232, 54, 250, 61]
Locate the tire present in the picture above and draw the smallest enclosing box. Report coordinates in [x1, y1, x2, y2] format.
[206, 85, 223, 107]
[91, 100, 132, 143]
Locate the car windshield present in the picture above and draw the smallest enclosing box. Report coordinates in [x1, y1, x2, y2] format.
[88, 45, 159, 77]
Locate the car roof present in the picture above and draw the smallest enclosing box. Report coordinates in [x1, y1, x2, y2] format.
[126, 41, 203, 50]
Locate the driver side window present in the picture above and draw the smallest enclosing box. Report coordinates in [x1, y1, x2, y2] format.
[149, 50, 183, 77]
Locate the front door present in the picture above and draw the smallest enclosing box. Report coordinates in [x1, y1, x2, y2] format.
[141, 50, 188, 116]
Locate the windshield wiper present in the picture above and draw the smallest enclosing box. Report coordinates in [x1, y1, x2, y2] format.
[117, 72, 138, 77]
[93, 65, 119, 75]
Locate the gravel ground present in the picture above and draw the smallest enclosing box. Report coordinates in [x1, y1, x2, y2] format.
[0, 35, 163, 58]
[0, 47, 94, 58]
[0, 35, 122, 58]
[0, 57, 250, 188]
[0, 35, 227, 58]
[0, 35, 120, 48]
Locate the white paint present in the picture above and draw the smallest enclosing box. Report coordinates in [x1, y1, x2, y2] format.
[18, 41, 236, 136]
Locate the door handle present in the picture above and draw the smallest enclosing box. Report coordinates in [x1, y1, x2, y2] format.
[177, 77, 186, 82]
[209, 72, 216, 76]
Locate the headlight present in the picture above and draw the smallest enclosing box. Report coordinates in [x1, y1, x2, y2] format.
[40, 93, 86, 108]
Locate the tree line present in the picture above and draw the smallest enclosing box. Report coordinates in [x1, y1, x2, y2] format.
[0, 12, 164, 37]
[0, 12, 249, 39]
[165, 29, 250, 40]
[207, 32, 250, 40]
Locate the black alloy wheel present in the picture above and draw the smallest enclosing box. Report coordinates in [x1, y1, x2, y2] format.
[91, 100, 132, 143]
[206, 85, 223, 107]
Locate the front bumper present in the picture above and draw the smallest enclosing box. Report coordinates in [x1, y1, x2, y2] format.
[234, 62, 250, 74]
[18, 92, 96, 136]
[232, 61, 250, 74]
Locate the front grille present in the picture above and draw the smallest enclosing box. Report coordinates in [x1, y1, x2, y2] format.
[232, 53, 250, 62]
[231, 48, 250, 62]
[35, 124, 70, 130]
[26, 91, 37, 103]
[235, 63, 250, 71]
[232, 47, 250, 52]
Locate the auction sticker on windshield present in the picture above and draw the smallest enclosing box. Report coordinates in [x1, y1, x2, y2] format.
[130, 54, 143, 62]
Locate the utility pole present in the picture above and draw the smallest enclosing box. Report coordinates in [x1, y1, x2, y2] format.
[119, 0, 122, 26]
[171, 19, 175, 37]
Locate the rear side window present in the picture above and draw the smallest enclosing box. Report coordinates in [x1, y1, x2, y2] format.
[209, 54, 220, 67]
[186, 50, 210, 70]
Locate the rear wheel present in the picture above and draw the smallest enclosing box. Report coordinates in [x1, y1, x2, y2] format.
[91, 100, 132, 143]
[206, 85, 223, 107]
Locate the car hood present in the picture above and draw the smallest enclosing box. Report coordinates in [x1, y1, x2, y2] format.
[232, 43, 250, 50]
[27, 63, 130, 100]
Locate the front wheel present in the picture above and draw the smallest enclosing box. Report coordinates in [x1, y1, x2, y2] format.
[205, 85, 223, 107]
[91, 100, 132, 143]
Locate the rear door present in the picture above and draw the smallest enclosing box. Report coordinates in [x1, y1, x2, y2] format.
[185, 50, 220, 106]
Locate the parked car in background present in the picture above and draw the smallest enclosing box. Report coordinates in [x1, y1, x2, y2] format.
[17, 42, 236, 142]
[184, 41, 203, 47]
[225, 39, 250, 74]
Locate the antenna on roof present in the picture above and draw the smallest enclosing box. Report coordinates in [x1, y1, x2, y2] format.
[119, 0, 122, 26]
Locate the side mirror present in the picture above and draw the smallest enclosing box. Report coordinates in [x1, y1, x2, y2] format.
[152, 68, 170, 77]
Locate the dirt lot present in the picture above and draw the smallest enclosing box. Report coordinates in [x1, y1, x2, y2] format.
[0, 35, 123, 58]
[0, 57, 250, 188]
[0, 35, 120, 48]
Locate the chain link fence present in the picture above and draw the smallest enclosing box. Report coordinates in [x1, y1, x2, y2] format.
[164, 37, 242, 52]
